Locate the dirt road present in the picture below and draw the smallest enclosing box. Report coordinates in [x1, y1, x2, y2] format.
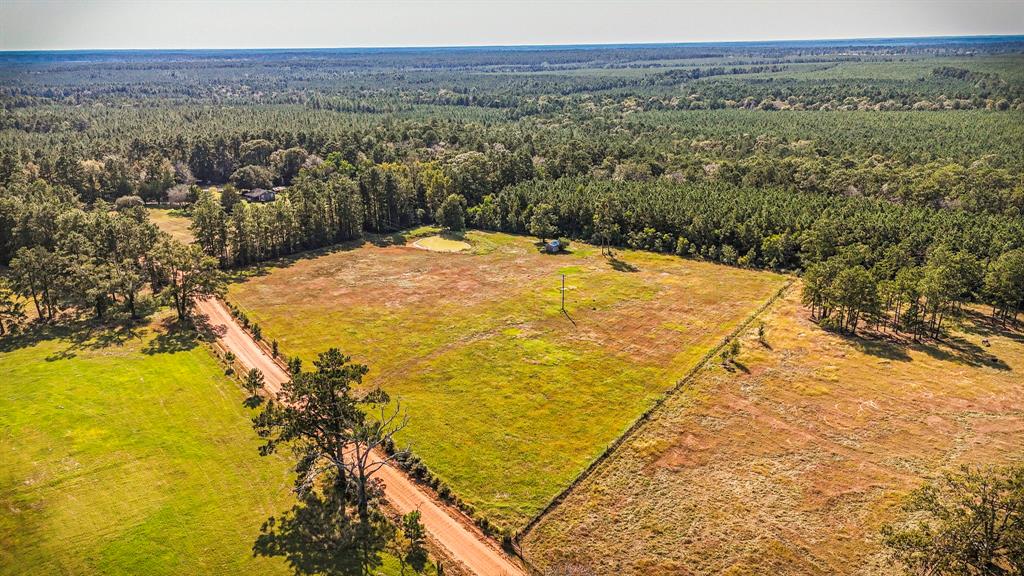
[195, 297, 526, 576]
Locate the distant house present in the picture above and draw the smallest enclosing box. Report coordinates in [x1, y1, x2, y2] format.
[242, 188, 275, 202]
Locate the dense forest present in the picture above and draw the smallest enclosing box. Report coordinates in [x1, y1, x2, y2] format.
[1, 37, 1023, 334]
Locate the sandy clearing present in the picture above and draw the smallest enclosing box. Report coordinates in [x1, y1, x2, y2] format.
[194, 297, 525, 576]
[412, 236, 471, 252]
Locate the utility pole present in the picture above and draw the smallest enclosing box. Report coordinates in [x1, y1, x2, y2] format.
[560, 274, 566, 312]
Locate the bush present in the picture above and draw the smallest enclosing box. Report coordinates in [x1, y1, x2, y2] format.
[675, 236, 692, 256]
[437, 484, 452, 500]
[720, 244, 739, 264]
[114, 195, 144, 211]
[410, 462, 427, 479]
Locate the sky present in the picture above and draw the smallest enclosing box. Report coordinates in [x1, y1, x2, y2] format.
[1, 0, 1023, 51]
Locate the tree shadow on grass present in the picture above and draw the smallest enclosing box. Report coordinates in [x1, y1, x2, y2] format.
[42, 318, 144, 362]
[1, 322, 67, 354]
[223, 239, 367, 286]
[913, 333, 1010, 371]
[440, 230, 466, 241]
[607, 255, 639, 273]
[366, 232, 408, 248]
[254, 487, 391, 576]
[243, 395, 264, 409]
[958, 308, 1024, 344]
[846, 334, 913, 362]
[141, 314, 221, 356]
[826, 319, 1010, 371]
[141, 327, 199, 355]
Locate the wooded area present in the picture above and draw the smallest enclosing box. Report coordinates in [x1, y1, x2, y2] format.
[2, 38, 1023, 335]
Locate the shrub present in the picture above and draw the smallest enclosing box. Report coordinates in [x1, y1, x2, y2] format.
[437, 484, 452, 500]
[114, 195, 144, 211]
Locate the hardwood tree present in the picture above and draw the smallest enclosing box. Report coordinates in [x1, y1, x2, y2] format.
[230, 166, 274, 191]
[882, 465, 1023, 576]
[529, 202, 559, 244]
[149, 238, 225, 322]
[435, 194, 466, 232]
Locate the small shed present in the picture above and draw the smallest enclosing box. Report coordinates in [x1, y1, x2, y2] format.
[243, 188, 276, 202]
[545, 239, 561, 253]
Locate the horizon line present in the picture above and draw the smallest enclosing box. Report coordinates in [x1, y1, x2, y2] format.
[3, 32, 1023, 55]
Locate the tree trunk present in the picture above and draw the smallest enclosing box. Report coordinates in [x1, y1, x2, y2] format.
[30, 291, 42, 319]
[356, 468, 369, 522]
[41, 285, 53, 320]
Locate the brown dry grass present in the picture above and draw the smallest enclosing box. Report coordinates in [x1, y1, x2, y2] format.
[521, 286, 1024, 575]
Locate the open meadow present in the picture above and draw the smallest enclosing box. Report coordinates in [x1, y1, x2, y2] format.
[520, 287, 1024, 575]
[146, 208, 195, 244]
[226, 230, 788, 530]
[0, 316, 293, 576]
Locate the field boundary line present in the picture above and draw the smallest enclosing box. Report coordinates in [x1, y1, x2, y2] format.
[516, 277, 795, 548]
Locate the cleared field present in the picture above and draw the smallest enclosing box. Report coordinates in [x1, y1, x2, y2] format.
[147, 208, 194, 243]
[1, 319, 289, 576]
[413, 235, 471, 253]
[521, 287, 1024, 575]
[227, 230, 788, 530]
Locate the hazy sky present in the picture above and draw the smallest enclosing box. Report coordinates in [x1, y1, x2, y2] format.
[2, 0, 1023, 51]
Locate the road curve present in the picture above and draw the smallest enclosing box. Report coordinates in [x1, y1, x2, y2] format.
[195, 297, 526, 576]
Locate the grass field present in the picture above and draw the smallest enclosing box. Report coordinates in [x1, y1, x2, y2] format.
[147, 208, 195, 244]
[0, 316, 420, 576]
[0, 317, 299, 575]
[227, 230, 788, 530]
[521, 287, 1024, 575]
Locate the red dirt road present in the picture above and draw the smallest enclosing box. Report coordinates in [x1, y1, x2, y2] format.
[195, 297, 526, 576]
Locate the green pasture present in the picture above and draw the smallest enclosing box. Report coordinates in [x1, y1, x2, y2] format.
[0, 318, 420, 576]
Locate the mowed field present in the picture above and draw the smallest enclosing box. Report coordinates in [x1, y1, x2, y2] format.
[227, 230, 788, 530]
[147, 208, 195, 244]
[521, 287, 1024, 575]
[0, 317, 297, 576]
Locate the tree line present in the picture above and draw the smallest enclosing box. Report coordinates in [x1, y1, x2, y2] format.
[0, 178, 223, 328]
[476, 177, 1024, 331]
[3, 108, 1021, 219]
